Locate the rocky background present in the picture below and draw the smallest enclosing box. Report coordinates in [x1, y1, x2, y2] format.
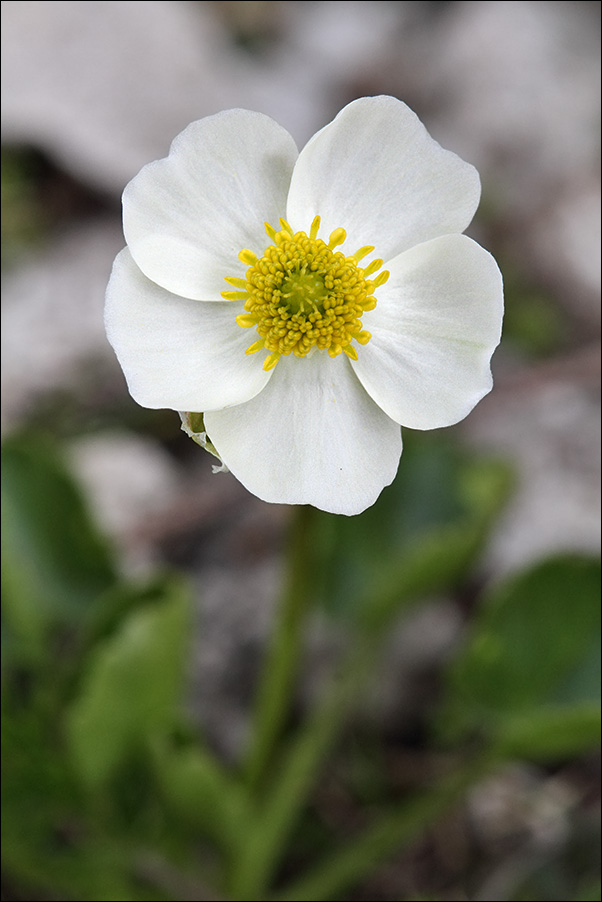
[2, 3, 600, 900]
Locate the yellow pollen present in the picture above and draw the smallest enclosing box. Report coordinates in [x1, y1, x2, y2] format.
[222, 217, 389, 371]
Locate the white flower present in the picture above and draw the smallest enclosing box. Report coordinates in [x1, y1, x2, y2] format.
[105, 96, 503, 516]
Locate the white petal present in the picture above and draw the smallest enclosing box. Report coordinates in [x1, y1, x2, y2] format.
[204, 353, 402, 516]
[351, 234, 504, 430]
[105, 249, 272, 411]
[286, 96, 480, 262]
[123, 110, 298, 299]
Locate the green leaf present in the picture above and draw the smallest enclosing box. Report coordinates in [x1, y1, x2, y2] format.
[66, 577, 190, 790]
[153, 739, 250, 849]
[495, 704, 601, 761]
[85, 577, 189, 649]
[2, 705, 79, 851]
[1, 433, 116, 654]
[1, 147, 51, 267]
[2, 832, 171, 902]
[499, 261, 568, 359]
[1, 705, 153, 901]
[552, 634, 601, 705]
[449, 556, 601, 716]
[312, 434, 512, 630]
[442, 556, 602, 760]
[576, 881, 602, 902]
[270, 751, 494, 902]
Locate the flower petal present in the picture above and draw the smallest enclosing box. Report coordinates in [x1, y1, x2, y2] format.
[105, 249, 272, 411]
[351, 234, 504, 430]
[204, 353, 402, 515]
[123, 110, 298, 300]
[286, 96, 480, 262]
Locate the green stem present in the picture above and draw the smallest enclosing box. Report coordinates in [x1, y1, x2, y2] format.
[231, 522, 473, 899]
[230, 638, 378, 900]
[243, 505, 316, 793]
[272, 750, 496, 902]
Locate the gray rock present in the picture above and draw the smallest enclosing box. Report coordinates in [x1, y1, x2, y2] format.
[1, 219, 124, 430]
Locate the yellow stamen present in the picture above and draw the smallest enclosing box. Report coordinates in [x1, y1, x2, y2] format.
[224, 276, 248, 289]
[362, 258, 384, 277]
[239, 249, 257, 265]
[352, 245, 374, 263]
[264, 351, 281, 371]
[372, 270, 390, 288]
[279, 218, 295, 236]
[224, 217, 387, 370]
[328, 228, 346, 249]
[236, 314, 257, 328]
[264, 222, 278, 243]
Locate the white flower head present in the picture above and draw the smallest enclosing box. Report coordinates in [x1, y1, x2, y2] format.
[105, 96, 503, 516]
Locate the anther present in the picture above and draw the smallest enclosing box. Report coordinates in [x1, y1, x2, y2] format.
[263, 352, 281, 371]
[236, 314, 257, 328]
[351, 246, 374, 263]
[264, 222, 278, 242]
[245, 339, 265, 355]
[224, 277, 248, 289]
[372, 270, 390, 288]
[362, 258, 384, 277]
[279, 218, 295, 236]
[228, 218, 386, 369]
[328, 228, 346, 249]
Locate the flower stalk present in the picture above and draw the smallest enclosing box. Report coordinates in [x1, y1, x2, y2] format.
[244, 504, 318, 792]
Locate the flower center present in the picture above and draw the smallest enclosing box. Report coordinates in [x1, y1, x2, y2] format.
[221, 216, 389, 371]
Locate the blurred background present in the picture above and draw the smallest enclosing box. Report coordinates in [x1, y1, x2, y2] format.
[1, 2, 600, 901]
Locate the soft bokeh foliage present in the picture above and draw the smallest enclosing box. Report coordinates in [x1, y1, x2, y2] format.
[1, 2, 600, 900]
[2, 433, 599, 900]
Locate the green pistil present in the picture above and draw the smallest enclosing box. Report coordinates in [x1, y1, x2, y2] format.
[281, 271, 327, 314]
